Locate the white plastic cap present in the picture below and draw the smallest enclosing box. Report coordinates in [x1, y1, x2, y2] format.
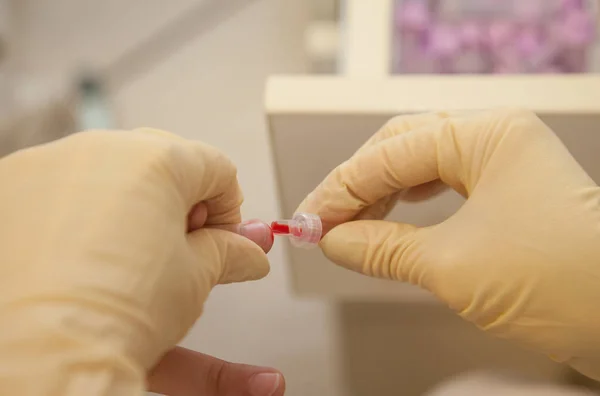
[289, 212, 322, 249]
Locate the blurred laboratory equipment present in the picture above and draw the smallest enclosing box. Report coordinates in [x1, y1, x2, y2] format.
[393, 0, 598, 73]
[0, 0, 253, 158]
[75, 74, 114, 131]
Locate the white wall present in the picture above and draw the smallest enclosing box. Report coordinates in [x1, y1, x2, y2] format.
[13, 1, 341, 395]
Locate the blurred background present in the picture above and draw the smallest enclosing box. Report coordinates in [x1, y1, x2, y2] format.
[1, 1, 600, 395]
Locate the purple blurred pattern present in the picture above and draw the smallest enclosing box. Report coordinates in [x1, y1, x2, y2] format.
[393, 0, 597, 74]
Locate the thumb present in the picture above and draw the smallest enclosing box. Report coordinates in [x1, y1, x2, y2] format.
[148, 347, 285, 396]
[321, 220, 431, 286]
[187, 228, 270, 285]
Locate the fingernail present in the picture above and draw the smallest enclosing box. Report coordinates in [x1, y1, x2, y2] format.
[248, 373, 281, 396]
[239, 220, 273, 252]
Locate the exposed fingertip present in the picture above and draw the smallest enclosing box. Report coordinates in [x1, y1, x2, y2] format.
[187, 202, 208, 231]
[248, 372, 283, 396]
[239, 219, 274, 253]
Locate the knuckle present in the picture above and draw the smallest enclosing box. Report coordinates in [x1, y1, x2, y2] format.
[193, 140, 238, 177]
[491, 108, 553, 143]
[382, 111, 451, 133]
[492, 107, 544, 129]
[494, 107, 536, 119]
[141, 141, 180, 171]
[377, 115, 410, 140]
[466, 108, 549, 147]
[385, 114, 408, 127]
[207, 358, 229, 395]
[133, 127, 181, 140]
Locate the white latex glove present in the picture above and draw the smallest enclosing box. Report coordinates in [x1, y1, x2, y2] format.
[0, 129, 281, 396]
[299, 109, 600, 379]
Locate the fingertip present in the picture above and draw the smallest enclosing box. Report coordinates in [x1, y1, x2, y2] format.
[322, 220, 424, 282]
[248, 371, 285, 396]
[277, 371, 286, 395]
[239, 219, 274, 253]
[187, 202, 208, 231]
[221, 232, 271, 284]
[320, 223, 361, 270]
[147, 347, 286, 396]
[320, 221, 402, 276]
[187, 228, 270, 285]
[316, 231, 349, 276]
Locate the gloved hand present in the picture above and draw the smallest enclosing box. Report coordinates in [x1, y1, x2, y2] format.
[298, 109, 600, 379]
[0, 129, 281, 396]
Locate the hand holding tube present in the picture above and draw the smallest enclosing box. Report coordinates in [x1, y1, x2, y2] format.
[299, 109, 600, 379]
[0, 129, 272, 395]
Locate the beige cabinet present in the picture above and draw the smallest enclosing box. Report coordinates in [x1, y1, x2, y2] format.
[266, 74, 600, 300]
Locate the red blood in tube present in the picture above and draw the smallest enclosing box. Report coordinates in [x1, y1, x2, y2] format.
[270, 221, 290, 235]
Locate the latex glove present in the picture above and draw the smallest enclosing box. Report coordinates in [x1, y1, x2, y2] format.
[298, 109, 600, 379]
[0, 129, 277, 395]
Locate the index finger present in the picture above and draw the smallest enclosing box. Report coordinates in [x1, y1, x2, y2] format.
[354, 111, 453, 153]
[297, 110, 498, 233]
[135, 128, 244, 225]
[297, 112, 452, 232]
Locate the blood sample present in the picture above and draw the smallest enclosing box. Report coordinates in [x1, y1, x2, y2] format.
[270, 212, 322, 249]
[270, 221, 290, 235]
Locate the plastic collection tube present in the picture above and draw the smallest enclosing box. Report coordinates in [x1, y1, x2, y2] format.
[270, 212, 322, 249]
